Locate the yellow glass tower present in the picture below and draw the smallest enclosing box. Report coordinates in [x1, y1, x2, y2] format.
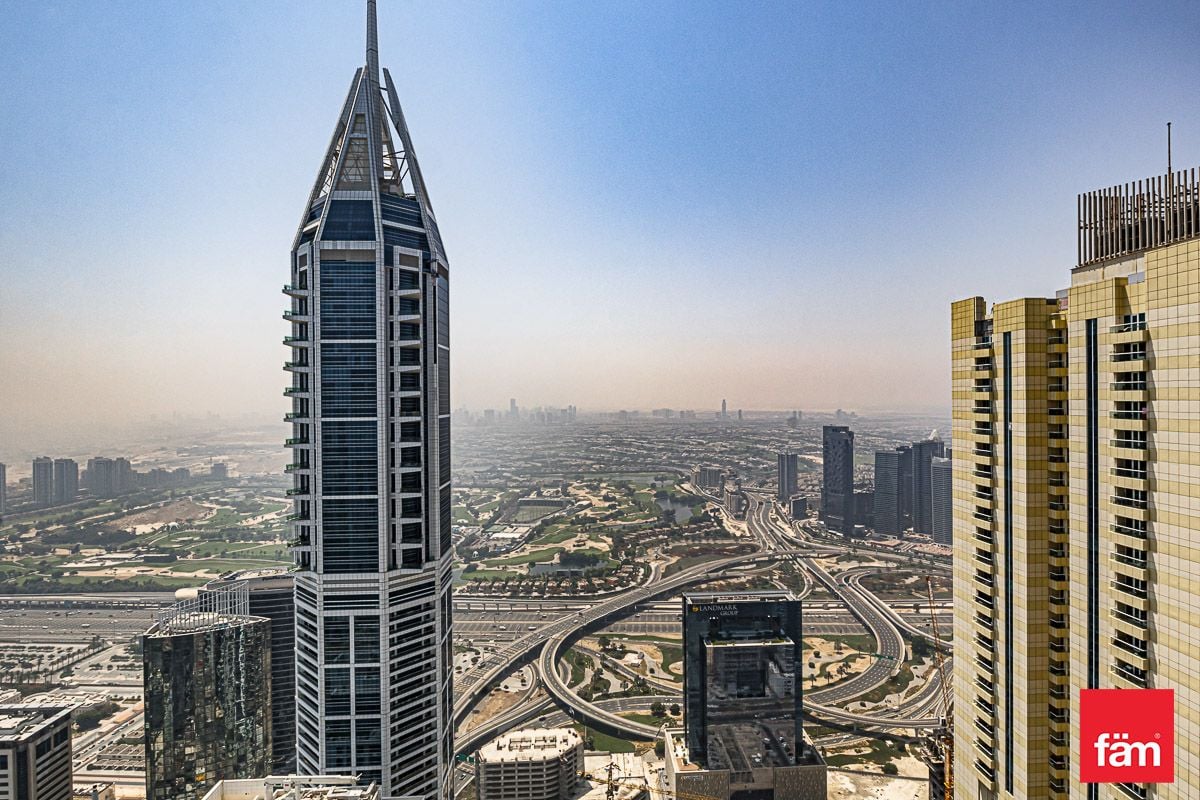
[952, 166, 1200, 799]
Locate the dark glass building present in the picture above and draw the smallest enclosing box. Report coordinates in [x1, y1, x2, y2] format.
[676, 592, 824, 799]
[202, 569, 295, 772]
[910, 437, 946, 535]
[820, 426, 855, 535]
[776, 452, 798, 503]
[142, 584, 271, 800]
[930, 455, 953, 546]
[872, 446, 912, 536]
[285, 2, 454, 796]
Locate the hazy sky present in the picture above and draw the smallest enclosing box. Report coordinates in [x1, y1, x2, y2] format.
[2, 0, 1198, 445]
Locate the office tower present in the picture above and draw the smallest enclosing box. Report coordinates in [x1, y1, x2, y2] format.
[872, 447, 911, 536]
[720, 398, 728, 419]
[73, 783, 115, 800]
[820, 426, 855, 535]
[0, 462, 7, 516]
[285, 3, 454, 795]
[210, 462, 229, 480]
[202, 569, 296, 773]
[52, 459, 78, 505]
[86, 458, 115, 497]
[31, 457, 54, 507]
[910, 436, 945, 534]
[930, 456, 952, 546]
[952, 164, 1200, 799]
[143, 584, 271, 800]
[852, 490, 874, 529]
[474, 729, 583, 800]
[668, 591, 825, 799]
[0, 704, 72, 800]
[776, 451, 799, 502]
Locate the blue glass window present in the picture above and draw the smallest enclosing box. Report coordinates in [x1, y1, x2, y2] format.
[383, 226, 429, 253]
[321, 200, 376, 241]
[321, 497, 379, 573]
[379, 194, 423, 227]
[354, 668, 381, 714]
[325, 668, 351, 715]
[320, 261, 376, 339]
[321, 421, 377, 495]
[321, 343, 376, 417]
[326, 719, 351, 767]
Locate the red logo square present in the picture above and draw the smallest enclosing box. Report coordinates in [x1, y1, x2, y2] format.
[1080, 689, 1174, 783]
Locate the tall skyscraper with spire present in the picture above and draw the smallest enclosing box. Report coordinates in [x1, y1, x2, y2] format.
[285, 3, 453, 796]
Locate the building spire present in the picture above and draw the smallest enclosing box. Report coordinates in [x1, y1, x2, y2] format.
[366, 0, 379, 81]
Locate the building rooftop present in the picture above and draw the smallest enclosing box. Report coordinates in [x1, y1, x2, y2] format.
[477, 727, 582, 764]
[685, 590, 798, 605]
[200, 777, 379, 800]
[0, 704, 71, 743]
[1077, 165, 1199, 268]
[147, 581, 267, 636]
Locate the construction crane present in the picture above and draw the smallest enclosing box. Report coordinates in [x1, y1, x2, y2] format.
[926, 575, 953, 797]
[582, 763, 718, 800]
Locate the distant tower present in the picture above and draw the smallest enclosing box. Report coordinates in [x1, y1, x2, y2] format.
[285, 2, 454, 796]
[52, 458, 79, 505]
[821, 426, 855, 536]
[776, 452, 798, 502]
[31, 457, 54, 507]
[720, 399, 727, 420]
[0, 462, 8, 517]
[911, 436, 946, 535]
[930, 456, 953, 546]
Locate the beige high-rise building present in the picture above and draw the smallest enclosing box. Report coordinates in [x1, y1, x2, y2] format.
[952, 165, 1200, 799]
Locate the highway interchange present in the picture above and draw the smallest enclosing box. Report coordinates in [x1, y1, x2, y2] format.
[452, 489, 954, 757]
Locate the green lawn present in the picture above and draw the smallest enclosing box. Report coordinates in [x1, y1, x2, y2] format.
[166, 558, 285, 573]
[530, 526, 578, 545]
[578, 726, 638, 753]
[483, 546, 563, 566]
[620, 712, 671, 728]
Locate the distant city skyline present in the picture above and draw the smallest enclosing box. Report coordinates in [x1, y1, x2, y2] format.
[2, 1, 1197, 441]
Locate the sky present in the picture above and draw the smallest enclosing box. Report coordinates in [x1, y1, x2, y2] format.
[1, 0, 1198, 449]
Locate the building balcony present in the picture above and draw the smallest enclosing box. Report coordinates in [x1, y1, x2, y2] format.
[974, 696, 995, 717]
[1049, 591, 1068, 613]
[973, 509, 994, 523]
[975, 528, 994, 546]
[974, 382, 994, 393]
[283, 387, 311, 397]
[1111, 466, 1147, 481]
[284, 463, 311, 474]
[285, 437, 310, 446]
[1110, 579, 1149, 603]
[1111, 521, 1148, 540]
[283, 283, 310, 296]
[974, 361, 993, 372]
[973, 336, 993, 350]
[1112, 494, 1148, 511]
[974, 612, 994, 631]
[1111, 607, 1148, 633]
[283, 412, 310, 422]
[283, 309, 311, 321]
[284, 336, 310, 347]
[1110, 380, 1148, 391]
[972, 404, 994, 416]
[285, 512, 310, 522]
[285, 487, 310, 497]
[1111, 551, 1148, 573]
[1110, 318, 1148, 334]
[974, 716, 995, 739]
[284, 360, 311, 372]
[1111, 660, 1148, 688]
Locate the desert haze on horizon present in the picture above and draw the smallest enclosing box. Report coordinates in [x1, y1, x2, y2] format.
[1, 0, 1197, 441]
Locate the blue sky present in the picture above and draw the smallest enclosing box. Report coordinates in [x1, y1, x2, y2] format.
[1, 0, 1197, 440]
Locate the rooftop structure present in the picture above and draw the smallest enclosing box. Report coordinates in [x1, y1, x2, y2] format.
[199, 776, 380, 800]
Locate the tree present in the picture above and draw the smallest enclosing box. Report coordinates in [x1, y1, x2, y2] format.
[882, 762, 899, 775]
[669, 703, 680, 716]
[650, 702, 666, 717]
[654, 740, 665, 758]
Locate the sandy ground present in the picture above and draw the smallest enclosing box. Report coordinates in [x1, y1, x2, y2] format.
[828, 768, 928, 800]
[114, 500, 211, 528]
[460, 667, 536, 732]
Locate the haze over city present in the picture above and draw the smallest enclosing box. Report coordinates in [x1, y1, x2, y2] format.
[2, 1, 1197, 449]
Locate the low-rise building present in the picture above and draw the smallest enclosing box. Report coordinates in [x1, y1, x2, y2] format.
[72, 783, 115, 800]
[475, 728, 583, 800]
[0, 704, 73, 800]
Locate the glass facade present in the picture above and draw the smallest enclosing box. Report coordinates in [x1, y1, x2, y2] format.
[143, 615, 271, 800]
[682, 591, 804, 771]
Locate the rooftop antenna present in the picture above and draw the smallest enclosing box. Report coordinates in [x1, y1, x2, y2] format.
[1168, 121, 1173, 176]
[366, 0, 379, 81]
